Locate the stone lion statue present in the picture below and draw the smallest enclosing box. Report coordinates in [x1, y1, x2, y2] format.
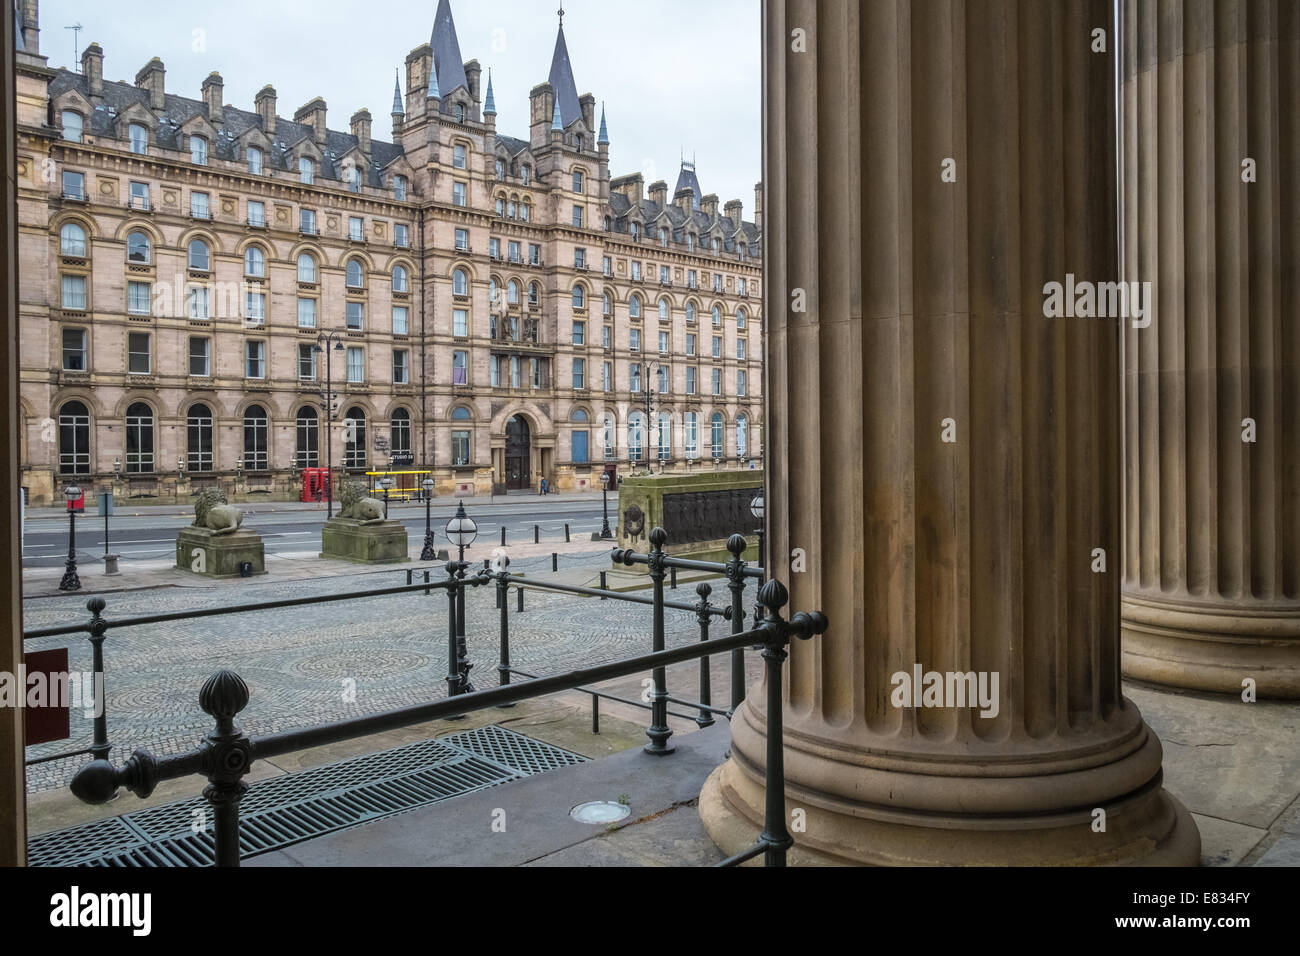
[337, 479, 386, 524]
[193, 489, 243, 536]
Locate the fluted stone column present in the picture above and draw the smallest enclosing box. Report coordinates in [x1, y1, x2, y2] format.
[1120, 0, 1299, 698]
[699, 0, 1200, 865]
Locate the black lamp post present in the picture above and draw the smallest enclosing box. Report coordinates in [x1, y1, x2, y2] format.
[420, 477, 437, 561]
[58, 484, 82, 592]
[379, 477, 395, 519]
[640, 360, 662, 475]
[445, 501, 478, 692]
[599, 472, 613, 539]
[750, 490, 765, 572]
[314, 332, 345, 517]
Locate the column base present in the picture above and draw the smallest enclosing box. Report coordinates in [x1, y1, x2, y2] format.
[700, 702, 1201, 867]
[1122, 593, 1300, 699]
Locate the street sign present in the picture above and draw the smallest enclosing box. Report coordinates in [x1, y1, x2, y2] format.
[98, 491, 114, 516]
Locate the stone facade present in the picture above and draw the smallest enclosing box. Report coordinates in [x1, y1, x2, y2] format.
[14, 0, 763, 506]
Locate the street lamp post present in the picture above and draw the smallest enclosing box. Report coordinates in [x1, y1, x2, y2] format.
[641, 360, 662, 475]
[750, 491, 766, 573]
[314, 332, 346, 517]
[58, 484, 82, 592]
[444, 501, 478, 694]
[599, 472, 613, 539]
[379, 477, 395, 520]
[420, 477, 437, 561]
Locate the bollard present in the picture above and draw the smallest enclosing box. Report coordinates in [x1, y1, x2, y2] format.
[644, 528, 674, 755]
[592, 694, 600, 735]
[695, 583, 715, 728]
[599, 570, 608, 600]
[517, 586, 524, 612]
[534, 524, 539, 544]
[497, 560, 515, 707]
[423, 569, 430, 596]
[565, 523, 571, 542]
[552, 552, 558, 572]
[103, 554, 120, 576]
[501, 526, 506, 546]
[670, 566, 678, 589]
[406, 569, 413, 586]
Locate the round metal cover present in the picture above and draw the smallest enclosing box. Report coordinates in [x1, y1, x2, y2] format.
[570, 801, 631, 824]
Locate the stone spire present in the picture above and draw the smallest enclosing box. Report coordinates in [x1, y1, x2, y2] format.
[551, 99, 563, 132]
[483, 69, 496, 116]
[597, 102, 608, 145]
[547, 5, 582, 129]
[391, 70, 404, 117]
[430, 0, 467, 98]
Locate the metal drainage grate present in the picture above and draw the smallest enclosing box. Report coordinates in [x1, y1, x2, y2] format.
[29, 725, 588, 867]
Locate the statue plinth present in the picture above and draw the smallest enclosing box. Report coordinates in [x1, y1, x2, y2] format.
[176, 527, 266, 578]
[321, 518, 409, 565]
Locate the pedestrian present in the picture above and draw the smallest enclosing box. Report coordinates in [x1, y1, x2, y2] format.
[539, 476, 548, 495]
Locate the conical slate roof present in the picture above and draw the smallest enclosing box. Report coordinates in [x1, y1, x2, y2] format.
[431, 0, 468, 98]
[547, 21, 582, 129]
[674, 161, 703, 211]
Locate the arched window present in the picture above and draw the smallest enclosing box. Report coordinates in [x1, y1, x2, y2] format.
[658, 298, 670, 321]
[57, 400, 90, 474]
[529, 282, 541, 306]
[60, 223, 87, 257]
[344, 407, 367, 468]
[712, 305, 722, 327]
[126, 230, 150, 264]
[188, 239, 210, 271]
[453, 268, 469, 297]
[391, 408, 411, 457]
[572, 285, 585, 309]
[629, 295, 641, 319]
[242, 405, 268, 470]
[244, 246, 265, 276]
[737, 307, 747, 328]
[603, 413, 616, 460]
[657, 412, 672, 461]
[299, 157, 314, 184]
[295, 407, 319, 467]
[346, 259, 365, 289]
[187, 403, 214, 472]
[496, 197, 506, 217]
[125, 402, 154, 473]
[603, 292, 612, 316]
[686, 302, 696, 323]
[520, 202, 531, 222]
[297, 253, 317, 283]
[488, 277, 499, 309]
[684, 411, 699, 459]
[711, 412, 724, 458]
[392, 265, 409, 293]
[628, 412, 646, 462]
[451, 406, 471, 421]
[507, 279, 520, 305]
[736, 414, 749, 459]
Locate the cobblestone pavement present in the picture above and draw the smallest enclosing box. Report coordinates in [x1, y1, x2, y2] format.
[22, 547, 745, 794]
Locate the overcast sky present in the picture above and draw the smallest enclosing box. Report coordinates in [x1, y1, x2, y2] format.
[38, 0, 762, 213]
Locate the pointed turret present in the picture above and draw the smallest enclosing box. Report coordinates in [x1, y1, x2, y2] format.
[483, 70, 496, 116]
[392, 70, 404, 117]
[430, 0, 468, 99]
[598, 102, 609, 145]
[547, 6, 582, 129]
[551, 99, 563, 132]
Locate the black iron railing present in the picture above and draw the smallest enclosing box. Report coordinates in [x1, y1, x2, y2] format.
[50, 528, 825, 867]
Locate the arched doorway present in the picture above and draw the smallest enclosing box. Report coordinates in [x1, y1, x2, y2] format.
[505, 415, 531, 490]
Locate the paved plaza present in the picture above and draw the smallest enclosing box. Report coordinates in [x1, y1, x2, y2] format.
[22, 547, 743, 794]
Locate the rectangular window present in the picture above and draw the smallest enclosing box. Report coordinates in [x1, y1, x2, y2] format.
[247, 200, 265, 227]
[603, 360, 612, 391]
[712, 336, 722, 358]
[129, 181, 150, 210]
[572, 321, 585, 346]
[128, 332, 151, 374]
[490, 355, 501, 387]
[630, 329, 641, 352]
[738, 370, 747, 396]
[737, 339, 746, 360]
[347, 347, 364, 383]
[602, 325, 611, 350]
[297, 343, 316, 380]
[660, 265, 670, 283]
[61, 111, 83, 143]
[688, 269, 697, 288]
[686, 333, 696, 356]
[190, 191, 209, 219]
[395, 224, 409, 247]
[572, 205, 583, 228]
[529, 244, 541, 265]
[572, 357, 586, 390]
[453, 182, 467, 207]
[393, 349, 409, 384]
[451, 431, 471, 466]
[603, 256, 612, 276]
[62, 170, 85, 200]
[455, 228, 469, 252]
[508, 241, 521, 263]
[62, 328, 87, 371]
[453, 309, 468, 337]
[246, 147, 262, 174]
[630, 365, 641, 393]
[60, 275, 87, 310]
[346, 302, 364, 331]
[190, 136, 208, 165]
[395, 176, 407, 201]
[392, 306, 409, 335]
[453, 144, 467, 169]
[713, 274, 723, 292]
[739, 278, 748, 295]
[452, 350, 468, 386]
[659, 331, 669, 354]
[187, 286, 210, 319]
[245, 291, 266, 322]
[245, 340, 265, 379]
[128, 281, 151, 315]
[631, 261, 642, 281]
[489, 238, 501, 260]
[300, 209, 317, 234]
[531, 357, 543, 388]
[573, 170, 584, 193]
[712, 367, 722, 395]
[686, 367, 697, 395]
[189, 337, 210, 376]
[349, 216, 364, 241]
[298, 298, 317, 328]
[575, 248, 586, 269]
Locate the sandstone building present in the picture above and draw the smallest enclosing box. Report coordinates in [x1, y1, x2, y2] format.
[13, 0, 763, 504]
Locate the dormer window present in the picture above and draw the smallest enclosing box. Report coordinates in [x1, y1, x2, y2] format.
[247, 146, 263, 174]
[394, 175, 408, 201]
[660, 228, 668, 247]
[495, 158, 505, 180]
[299, 157, 314, 184]
[522, 165, 531, 185]
[129, 123, 148, 155]
[575, 134, 583, 151]
[457, 104, 466, 123]
[631, 223, 641, 240]
[190, 136, 208, 165]
[346, 166, 361, 193]
[61, 111, 83, 143]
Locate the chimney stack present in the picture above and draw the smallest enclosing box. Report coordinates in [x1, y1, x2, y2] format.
[134, 57, 166, 111]
[701, 193, 720, 218]
[464, 59, 481, 107]
[724, 199, 743, 225]
[674, 188, 694, 215]
[81, 42, 103, 99]
[611, 173, 644, 206]
[350, 109, 372, 156]
[294, 97, 328, 146]
[20, 0, 39, 55]
[255, 85, 277, 135]
[201, 72, 224, 124]
[754, 182, 763, 230]
[648, 181, 668, 206]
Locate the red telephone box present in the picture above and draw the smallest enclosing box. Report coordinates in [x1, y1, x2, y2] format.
[301, 468, 331, 502]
